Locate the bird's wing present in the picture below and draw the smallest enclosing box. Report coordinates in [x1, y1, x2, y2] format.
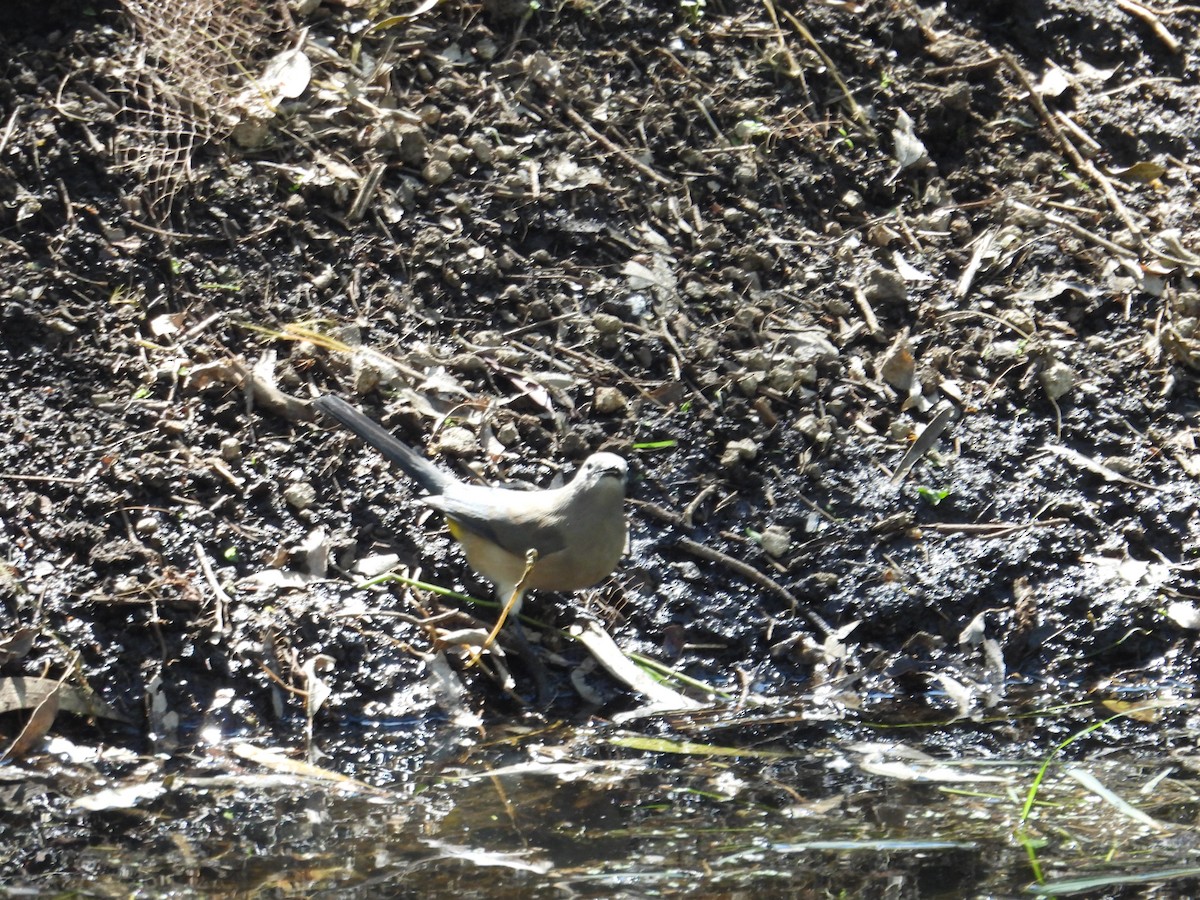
[424, 487, 568, 558]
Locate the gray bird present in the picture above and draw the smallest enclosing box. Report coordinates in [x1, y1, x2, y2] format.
[311, 394, 628, 627]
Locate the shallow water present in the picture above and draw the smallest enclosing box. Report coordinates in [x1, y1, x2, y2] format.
[5, 709, 1198, 898]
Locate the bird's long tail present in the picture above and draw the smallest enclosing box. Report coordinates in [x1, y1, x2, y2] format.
[311, 395, 453, 496]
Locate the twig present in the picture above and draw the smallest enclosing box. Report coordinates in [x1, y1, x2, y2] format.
[562, 106, 673, 187]
[759, 0, 803, 78]
[852, 282, 882, 336]
[505, 337, 667, 407]
[347, 161, 386, 223]
[922, 518, 1069, 537]
[777, 7, 877, 141]
[1115, 0, 1180, 53]
[1054, 111, 1102, 155]
[795, 492, 845, 529]
[1039, 444, 1165, 492]
[1039, 208, 1140, 259]
[257, 659, 307, 697]
[956, 227, 995, 297]
[1002, 51, 1143, 243]
[0, 106, 20, 157]
[691, 97, 731, 146]
[682, 484, 718, 529]
[194, 541, 232, 633]
[0, 473, 86, 484]
[675, 536, 834, 637]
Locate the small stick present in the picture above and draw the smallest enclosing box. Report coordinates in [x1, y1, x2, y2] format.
[676, 536, 834, 637]
[1115, 0, 1180, 53]
[347, 162, 386, 223]
[923, 518, 1069, 536]
[0, 473, 86, 484]
[1002, 52, 1143, 242]
[562, 106, 674, 187]
[853, 283, 882, 336]
[194, 541, 233, 633]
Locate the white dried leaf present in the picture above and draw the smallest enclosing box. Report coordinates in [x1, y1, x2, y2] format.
[1166, 601, 1200, 630]
[74, 781, 168, 811]
[259, 45, 312, 101]
[892, 109, 929, 170]
[892, 251, 934, 281]
[1035, 64, 1072, 97]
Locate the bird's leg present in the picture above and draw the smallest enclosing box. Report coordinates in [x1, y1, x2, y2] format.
[501, 607, 550, 706]
[505, 550, 551, 704]
[468, 549, 538, 665]
[465, 550, 550, 703]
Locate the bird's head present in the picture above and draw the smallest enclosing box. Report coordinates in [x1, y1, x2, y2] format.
[574, 452, 628, 493]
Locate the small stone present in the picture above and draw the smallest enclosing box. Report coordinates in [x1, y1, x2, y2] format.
[1039, 359, 1076, 401]
[737, 371, 763, 397]
[284, 481, 317, 511]
[473, 330, 504, 347]
[789, 331, 839, 367]
[795, 414, 835, 444]
[1011, 206, 1046, 228]
[220, 438, 241, 461]
[796, 414, 822, 440]
[422, 159, 453, 185]
[944, 81, 972, 111]
[867, 224, 900, 247]
[864, 267, 907, 303]
[888, 418, 915, 441]
[134, 516, 158, 537]
[445, 142, 472, 166]
[594, 386, 627, 414]
[392, 124, 427, 166]
[593, 313, 623, 335]
[47, 318, 78, 338]
[526, 299, 552, 319]
[495, 422, 520, 446]
[433, 426, 478, 458]
[465, 133, 493, 164]
[1000, 309, 1035, 333]
[767, 360, 798, 392]
[736, 348, 769, 371]
[760, 524, 792, 558]
[878, 331, 916, 393]
[720, 438, 758, 467]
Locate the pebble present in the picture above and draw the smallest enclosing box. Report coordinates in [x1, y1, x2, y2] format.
[433, 426, 478, 458]
[1039, 360, 1076, 401]
[721, 438, 758, 466]
[284, 481, 317, 511]
[760, 524, 791, 558]
[594, 386, 626, 414]
[422, 159, 453, 185]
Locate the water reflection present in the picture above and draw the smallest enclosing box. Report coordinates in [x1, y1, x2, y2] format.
[5, 715, 1198, 897]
